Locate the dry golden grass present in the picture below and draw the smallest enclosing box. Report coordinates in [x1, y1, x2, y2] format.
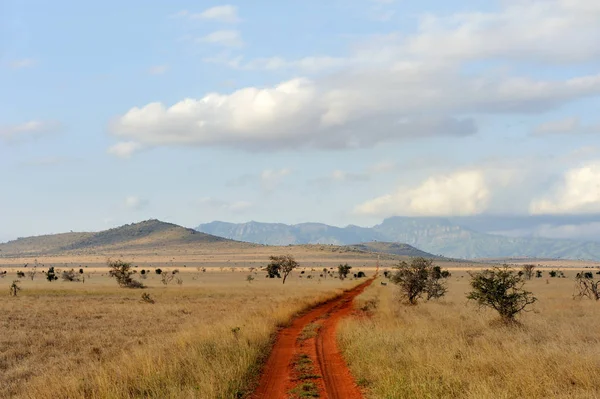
[339, 271, 600, 399]
[0, 268, 360, 398]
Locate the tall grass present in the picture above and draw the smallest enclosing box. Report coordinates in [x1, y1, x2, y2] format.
[339, 273, 600, 398]
[1, 272, 356, 398]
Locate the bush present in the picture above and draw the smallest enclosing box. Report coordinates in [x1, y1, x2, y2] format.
[574, 274, 600, 300]
[391, 257, 449, 305]
[45, 267, 58, 282]
[62, 269, 81, 282]
[522, 264, 535, 280]
[338, 263, 352, 280]
[108, 259, 145, 289]
[9, 280, 21, 296]
[356, 271, 366, 278]
[16, 271, 25, 278]
[155, 268, 162, 275]
[467, 266, 537, 322]
[549, 270, 557, 278]
[535, 270, 543, 278]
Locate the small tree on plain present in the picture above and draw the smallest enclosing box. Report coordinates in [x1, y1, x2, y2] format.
[266, 255, 299, 284]
[522, 264, 535, 280]
[27, 262, 38, 281]
[62, 269, 80, 282]
[161, 272, 174, 285]
[338, 264, 352, 280]
[246, 274, 255, 283]
[45, 267, 58, 282]
[574, 274, 600, 301]
[108, 259, 145, 288]
[467, 266, 537, 322]
[9, 280, 21, 296]
[535, 270, 543, 278]
[391, 257, 449, 304]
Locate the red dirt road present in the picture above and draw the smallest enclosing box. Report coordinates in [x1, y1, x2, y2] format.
[251, 279, 373, 399]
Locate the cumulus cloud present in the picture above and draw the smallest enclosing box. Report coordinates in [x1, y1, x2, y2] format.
[124, 196, 148, 211]
[107, 141, 143, 158]
[530, 162, 600, 214]
[199, 30, 243, 47]
[0, 120, 61, 142]
[192, 5, 240, 23]
[355, 170, 490, 217]
[198, 197, 252, 213]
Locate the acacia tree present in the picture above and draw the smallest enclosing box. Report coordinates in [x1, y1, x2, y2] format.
[391, 257, 449, 304]
[574, 274, 600, 300]
[467, 266, 537, 322]
[108, 259, 144, 288]
[267, 255, 298, 284]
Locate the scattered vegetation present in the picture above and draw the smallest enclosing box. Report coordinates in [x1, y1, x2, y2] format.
[9, 280, 21, 297]
[338, 263, 352, 280]
[108, 259, 145, 288]
[61, 268, 81, 282]
[267, 254, 299, 284]
[390, 257, 449, 304]
[467, 266, 537, 322]
[522, 264, 536, 280]
[45, 266, 58, 281]
[574, 273, 600, 300]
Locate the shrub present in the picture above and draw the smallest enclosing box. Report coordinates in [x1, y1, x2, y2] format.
[9, 280, 21, 296]
[338, 263, 352, 280]
[108, 259, 145, 288]
[549, 270, 557, 278]
[535, 270, 543, 278]
[16, 271, 25, 278]
[161, 272, 174, 286]
[141, 292, 155, 304]
[522, 264, 535, 280]
[45, 267, 58, 282]
[246, 274, 255, 283]
[467, 266, 537, 322]
[155, 268, 162, 275]
[62, 269, 81, 282]
[357, 271, 366, 278]
[574, 274, 600, 300]
[79, 268, 84, 274]
[267, 255, 299, 284]
[391, 258, 449, 304]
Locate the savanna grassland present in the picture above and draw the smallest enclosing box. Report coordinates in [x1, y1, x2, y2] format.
[0, 263, 363, 399]
[339, 269, 600, 399]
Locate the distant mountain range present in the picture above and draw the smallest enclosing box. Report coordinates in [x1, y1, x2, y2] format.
[197, 217, 600, 260]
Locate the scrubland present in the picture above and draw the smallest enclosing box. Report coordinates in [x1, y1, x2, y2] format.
[339, 271, 600, 399]
[0, 268, 357, 398]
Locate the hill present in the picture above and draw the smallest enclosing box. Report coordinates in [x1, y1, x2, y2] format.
[197, 217, 600, 261]
[343, 242, 443, 259]
[0, 220, 236, 257]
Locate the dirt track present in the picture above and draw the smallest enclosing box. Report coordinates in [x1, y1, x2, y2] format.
[252, 278, 373, 399]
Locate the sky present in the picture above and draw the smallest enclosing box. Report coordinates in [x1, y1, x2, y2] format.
[1, 0, 600, 242]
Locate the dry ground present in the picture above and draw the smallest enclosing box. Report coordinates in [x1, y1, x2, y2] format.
[0, 263, 366, 399]
[339, 269, 600, 399]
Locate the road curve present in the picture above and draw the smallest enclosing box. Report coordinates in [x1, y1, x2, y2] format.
[251, 278, 373, 399]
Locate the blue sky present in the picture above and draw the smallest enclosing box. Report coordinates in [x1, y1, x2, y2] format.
[1, 0, 600, 242]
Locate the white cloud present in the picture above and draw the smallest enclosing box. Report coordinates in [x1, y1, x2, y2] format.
[530, 162, 600, 214]
[199, 30, 243, 47]
[124, 196, 148, 211]
[355, 170, 490, 217]
[261, 168, 291, 191]
[402, 1, 600, 63]
[192, 5, 240, 23]
[148, 65, 169, 75]
[0, 120, 60, 142]
[367, 160, 396, 174]
[9, 59, 36, 69]
[533, 117, 600, 136]
[107, 141, 143, 158]
[205, 55, 351, 72]
[198, 197, 252, 213]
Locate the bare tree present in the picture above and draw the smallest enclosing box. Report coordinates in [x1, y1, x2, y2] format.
[522, 264, 536, 280]
[574, 274, 600, 301]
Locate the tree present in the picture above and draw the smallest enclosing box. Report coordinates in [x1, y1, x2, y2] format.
[391, 258, 449, 304]
[467, 266, 537, 322]
[108, 259, 145, 288]
[62, 269, 80, 282]
[27, 261, 38, 281]
[45, 267, 58, 282]
[522, 264, 535, 280]
[574, 273, 600, 301]
[338, 264, 352, 280]
[267, 255, 299, 284]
